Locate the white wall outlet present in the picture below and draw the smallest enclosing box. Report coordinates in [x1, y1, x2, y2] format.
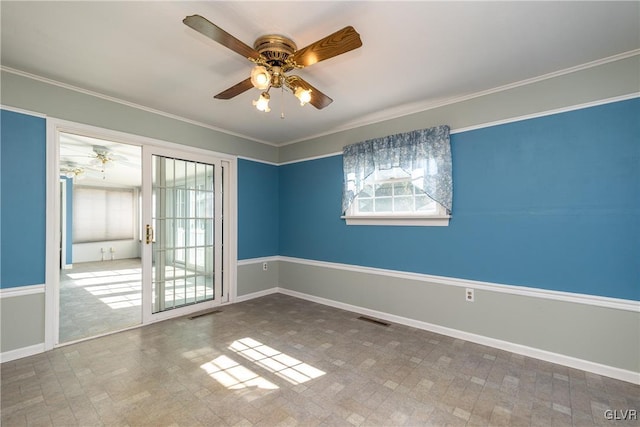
[465, 288, 474, 302]
[263, 262, 268, 271]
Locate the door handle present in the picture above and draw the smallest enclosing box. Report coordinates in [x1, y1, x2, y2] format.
[145, 224, 154, 244]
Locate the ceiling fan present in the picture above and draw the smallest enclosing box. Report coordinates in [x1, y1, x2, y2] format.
[62, 145, 128, 180]
[60, 162, 87, 180]
[89, 146, 127, 172]
[183, 14, 363, 112]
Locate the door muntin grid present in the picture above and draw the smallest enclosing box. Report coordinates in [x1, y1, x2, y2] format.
[152, 156, 216, 313]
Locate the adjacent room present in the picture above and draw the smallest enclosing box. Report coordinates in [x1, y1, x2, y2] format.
[1, 1, 638, 426]
[58, 133, 143, 343]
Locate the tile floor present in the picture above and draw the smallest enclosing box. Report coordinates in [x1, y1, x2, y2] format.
[59, 259, 142, 343]
[59, 259, 214, 343]
[2, 293, 639, 426]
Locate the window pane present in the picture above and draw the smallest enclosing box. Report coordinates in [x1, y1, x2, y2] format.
[186, 161, 196, 190]
[347, 162, 446, 218]
[375, 183, 392, 197]
[175, 159, 186, 187]
[359, 184, 374, 197]
[374, 197, 392, 212]
[393, 181, 413, 196]
[415, 195, 436, 212]
[73, 186, 134, 243]
[188, 190, 197, 217]
[358, 198, 373, 212]
[206, 164, 214, 191]
[195, 162, 204, 190]
[394, 196, 413, 212]
[205, 219, 214, 246]
[164, 157, 174, 187]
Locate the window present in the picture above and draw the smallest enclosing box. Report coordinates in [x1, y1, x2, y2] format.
[342, 125, 452, 226]
[73, 186, 135, 242]
[348, 167, 447, 216]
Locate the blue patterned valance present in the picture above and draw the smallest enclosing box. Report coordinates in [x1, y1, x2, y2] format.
[342, 125, 452, 214]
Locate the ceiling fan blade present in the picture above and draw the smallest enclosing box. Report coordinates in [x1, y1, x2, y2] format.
[291, 26, 362, 68]
[287, 76, 333, 109]
[183, 14, 262, 61]
[214, 78, 254, 100]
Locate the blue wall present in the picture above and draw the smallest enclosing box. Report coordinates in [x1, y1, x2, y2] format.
[237, 158, 279, 259]
[1, 110, 47, 288]
[2, 100, 638, 300]
[279, 100, 640, 301]
[61, 176, 73, 264]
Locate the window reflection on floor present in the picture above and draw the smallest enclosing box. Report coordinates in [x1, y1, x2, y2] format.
[200, 355, 279, 390]
[230, 338, 325, 385]
[200, 337, 326, 391]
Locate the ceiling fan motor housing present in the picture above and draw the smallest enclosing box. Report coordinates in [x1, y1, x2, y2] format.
[253, 35, 297, 69]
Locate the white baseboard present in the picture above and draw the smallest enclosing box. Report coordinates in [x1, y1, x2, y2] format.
[275, 287, 640, 385]
[235, 287, 279, 303]
[0, 343, 45, 363]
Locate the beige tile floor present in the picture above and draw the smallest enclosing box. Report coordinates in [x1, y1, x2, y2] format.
[59, 259, 214, 343]
[59, 259, 143, 343]
[2, 293, 639, 426]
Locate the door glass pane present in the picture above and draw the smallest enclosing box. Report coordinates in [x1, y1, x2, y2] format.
[152, 155, 215, 314]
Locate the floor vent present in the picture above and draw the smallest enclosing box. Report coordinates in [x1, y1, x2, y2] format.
[188, 309, 222, 319]
[357, 316, 390, 327]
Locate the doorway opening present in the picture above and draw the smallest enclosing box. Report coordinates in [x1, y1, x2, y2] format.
[48, 120, 237, 349]
[58, 132, 142, 343]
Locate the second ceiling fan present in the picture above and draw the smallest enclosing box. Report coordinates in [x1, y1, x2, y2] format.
[183, 14, 362, 112]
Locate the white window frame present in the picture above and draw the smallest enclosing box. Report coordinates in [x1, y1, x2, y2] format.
[342, 167, 450, 226]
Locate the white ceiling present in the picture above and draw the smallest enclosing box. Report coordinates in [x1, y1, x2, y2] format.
[59, 133, 142, 187]
[2, 1, 639, 146]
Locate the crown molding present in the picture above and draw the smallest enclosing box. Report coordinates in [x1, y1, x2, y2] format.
[3, 49, 638, 149]
[278, 49, 640, 147]
[0, 66, 278, 147]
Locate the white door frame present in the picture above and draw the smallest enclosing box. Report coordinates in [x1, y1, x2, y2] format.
[45, 118, 237, 350]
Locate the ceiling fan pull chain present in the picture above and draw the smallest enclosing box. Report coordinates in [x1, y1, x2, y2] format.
[281, 85, 285, 120]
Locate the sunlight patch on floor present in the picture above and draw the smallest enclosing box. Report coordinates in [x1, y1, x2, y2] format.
[99, 293, 142, 309]
[200, 355, 279, 390]
[67, 268, 142, 280]
[230, 337, 325, 385]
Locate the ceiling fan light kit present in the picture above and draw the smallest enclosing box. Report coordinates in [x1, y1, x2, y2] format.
[182, 14, 362, 114]
[63, 145, 126, 181]
[250, 65, 271, 90]
[294, 86, 312, 106]
[253, 92, 271, 112]
[61, 165, 86, 180]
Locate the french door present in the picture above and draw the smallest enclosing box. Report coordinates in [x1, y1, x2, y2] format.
[47, 119, 236, 350]
[142, 146, 230, 323]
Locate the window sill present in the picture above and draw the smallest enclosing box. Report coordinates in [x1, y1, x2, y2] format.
[341, 215, 450, 226]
